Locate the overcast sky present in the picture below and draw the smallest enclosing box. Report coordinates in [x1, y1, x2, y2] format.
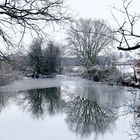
[51, 0, 140, 47]
[67, 0, 140, 21]
[22, 0, 140, 53]
[68, 0, 115, 19]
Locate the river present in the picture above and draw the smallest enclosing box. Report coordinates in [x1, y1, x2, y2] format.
[0, 75, 139, 140]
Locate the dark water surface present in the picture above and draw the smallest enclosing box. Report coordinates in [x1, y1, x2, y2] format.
[0, 76, 139, 140]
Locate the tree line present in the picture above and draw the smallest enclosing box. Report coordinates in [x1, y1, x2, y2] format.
[28, 38, 62, 78]
[0, 0, 140, 84]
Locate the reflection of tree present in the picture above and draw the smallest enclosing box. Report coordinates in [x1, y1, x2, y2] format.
[131, 115, 140, 140]
[119, 91, 140, 140]
[65, 96, 117, 138]
[129, 93, 140, 140]
[0, 92, 11, 112]
[17, 87, 65, 119]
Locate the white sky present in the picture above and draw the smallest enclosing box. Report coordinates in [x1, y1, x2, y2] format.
[67, 0, 140, 22]
[18, 0, 140, 54]
[51, 0, 140, 37]
[52, 0, 117, 41]
[67, 0, 115, 19]
[50, 0, 140, 56]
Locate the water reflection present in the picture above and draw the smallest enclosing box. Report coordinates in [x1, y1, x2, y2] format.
[15, 86, 120, 138]
[0, 91, 13, 112]
[65, 96, 117, 138]
[119, 90, 140, 140]
[0, 93, 9, 112]
[16, 87, 65, 119]
[63, 85, 124, 109]
[0, 85, 128, 140]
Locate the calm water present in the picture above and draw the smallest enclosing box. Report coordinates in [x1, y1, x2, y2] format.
[0, 76, 139, 140]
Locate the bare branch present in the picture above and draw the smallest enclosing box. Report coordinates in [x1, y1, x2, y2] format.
[67, 19, 115, 68]
[111, 0, 140, 51]
[118, 44, 140, 51]
[0, 0, 72, 61]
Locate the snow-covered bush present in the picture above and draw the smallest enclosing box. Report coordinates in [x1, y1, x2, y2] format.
[0, 61, 21, 85]
[82, 66, 124, 84]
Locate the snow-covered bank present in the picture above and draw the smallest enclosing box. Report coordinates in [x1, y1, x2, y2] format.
[0, 75, 126, 94]
[0, 75, 90, 92]
[66, 65, 140, 88]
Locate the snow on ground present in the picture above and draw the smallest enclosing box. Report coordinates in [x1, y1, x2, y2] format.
[63, 66, 86, 76]
[0, 75, 93, 92]
[0, 75, 126, 95]
[117, 65, 134, 75]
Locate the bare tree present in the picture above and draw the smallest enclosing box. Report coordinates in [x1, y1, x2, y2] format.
[111, 0, 140, 51]
[28, 39, 62, 77]
[42, 41, 61, 74]
[0, 60, 20, 85]
[67, 18, 114, 69]
[28, 38, 43, 78]
[0, 0, 71, 59]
